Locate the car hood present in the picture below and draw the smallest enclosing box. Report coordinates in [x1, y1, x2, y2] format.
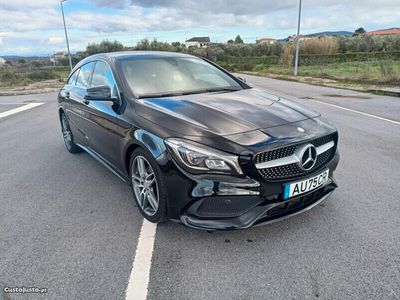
[135, 88, 320, 136]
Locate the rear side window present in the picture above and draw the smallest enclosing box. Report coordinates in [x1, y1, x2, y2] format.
[67, 69, 79, 85]
[76, 62, 95, 88]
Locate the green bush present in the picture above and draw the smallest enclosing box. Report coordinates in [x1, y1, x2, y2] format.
[223, 55, 279, 64]
[379, 61, 400, 83]
[217, 51, 400, 70]
[299, 51, 400, 65]
[0, 71, 31, 87]
[216, 62, 238, 72]
[252, 64, 270, 72]
[337, 35, 400, 52]
[27, 71, 59, 81]
[1, 71, 20, 83]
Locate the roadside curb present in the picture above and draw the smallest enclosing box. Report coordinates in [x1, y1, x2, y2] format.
[0, 88, 60, 97]
[367, 90, 400, 98]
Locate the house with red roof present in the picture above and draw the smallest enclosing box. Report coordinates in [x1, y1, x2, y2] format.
[256, 38, 277, 44]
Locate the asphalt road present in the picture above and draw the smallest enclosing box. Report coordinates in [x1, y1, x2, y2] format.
[0, 76, 399, 300]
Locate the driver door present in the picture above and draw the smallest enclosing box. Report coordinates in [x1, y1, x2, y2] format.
[82, 60, 121, 168]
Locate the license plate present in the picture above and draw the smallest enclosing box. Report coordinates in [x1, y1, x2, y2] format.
[283, 169, 329, 200]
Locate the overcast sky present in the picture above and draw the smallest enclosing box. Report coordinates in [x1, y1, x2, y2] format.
[0, 0, 399, 56]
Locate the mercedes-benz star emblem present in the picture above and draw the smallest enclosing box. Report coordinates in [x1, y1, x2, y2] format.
[299, 144, 317, 171]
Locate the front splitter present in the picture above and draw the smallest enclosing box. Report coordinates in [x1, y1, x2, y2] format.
[180, 183, 336, 231]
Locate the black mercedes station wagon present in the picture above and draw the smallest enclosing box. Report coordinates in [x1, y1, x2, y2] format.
[58, 51, 339, 230]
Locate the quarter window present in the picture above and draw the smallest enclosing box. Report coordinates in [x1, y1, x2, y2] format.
[67, 69, 79, 85]
[76, 62, 95, 88]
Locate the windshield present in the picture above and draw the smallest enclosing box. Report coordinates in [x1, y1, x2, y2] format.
[118, 56, 243, 98]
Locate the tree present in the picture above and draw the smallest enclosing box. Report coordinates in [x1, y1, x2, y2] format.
[136, 39, 150, 50]
[31, 61, 43, 68]
[234, 35, 244, 44]
[86, 40, 124, 55]
[171, 41, 182, 48]
[353, 27, 366, 36]
[227, 39, 234, 44]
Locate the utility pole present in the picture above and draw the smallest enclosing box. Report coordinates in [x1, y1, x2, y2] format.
[61, 0, 73, 71]
[294, 0, 302, 76]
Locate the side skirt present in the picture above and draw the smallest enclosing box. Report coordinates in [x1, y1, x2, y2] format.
[76, 143, 129, 183]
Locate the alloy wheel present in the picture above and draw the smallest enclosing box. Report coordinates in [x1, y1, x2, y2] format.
[131, 155, 159, 216]
[61, 115, 72, 150]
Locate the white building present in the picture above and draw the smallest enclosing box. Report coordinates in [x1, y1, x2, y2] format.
[256, 38, 277, 44]
[287, 35, 314, 43]
[0, 57, 6, 67]
[185, 37, 210, 48]
[50, 51, 66, 64]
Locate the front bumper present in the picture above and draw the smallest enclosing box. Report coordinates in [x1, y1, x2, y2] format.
[180, 179, 337, 230]
[160, 140, 339, 230]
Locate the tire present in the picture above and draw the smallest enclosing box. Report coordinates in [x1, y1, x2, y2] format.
[60, 112, 82, 154]
[129, 148, 168, 223]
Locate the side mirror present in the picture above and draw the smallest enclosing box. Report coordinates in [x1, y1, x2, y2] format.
[237, 76, 246, 83]
[84, 85, 116, 101]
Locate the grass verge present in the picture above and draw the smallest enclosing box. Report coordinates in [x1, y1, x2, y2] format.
[0, 69, 69, 88]
[246, 60, 400, 95]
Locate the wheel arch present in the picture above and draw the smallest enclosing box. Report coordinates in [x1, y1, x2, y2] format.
[124, 143, 140, 175]
[124, 129, 168, 175]
[58, 107, 66, 121]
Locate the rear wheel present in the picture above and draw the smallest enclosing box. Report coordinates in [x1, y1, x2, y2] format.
[60, 113, 81, 153]
[130, 148, 167, 223]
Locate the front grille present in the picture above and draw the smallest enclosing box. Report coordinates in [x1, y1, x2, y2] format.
[255, 133, 337, 181]
[313, 134, 335, 147]
[254, 145, 296, 164]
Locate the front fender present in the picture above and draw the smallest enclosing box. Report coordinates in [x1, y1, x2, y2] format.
[133, 129, 166, 158]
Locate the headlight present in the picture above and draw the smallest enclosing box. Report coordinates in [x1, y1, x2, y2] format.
[164, 138, 243, 175]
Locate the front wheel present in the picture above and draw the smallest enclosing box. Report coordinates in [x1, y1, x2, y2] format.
[60, 113, 81, 153]
[130, 148, 167, 223]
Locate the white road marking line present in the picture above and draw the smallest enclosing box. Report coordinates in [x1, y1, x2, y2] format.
[306, 98, 400, 125]
[0, 102, 44, 119]
[0, 102, 28, 105]
[125, 220, 157, 300]
[250, 81, 400, 126]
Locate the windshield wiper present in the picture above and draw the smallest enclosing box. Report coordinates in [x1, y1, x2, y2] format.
[138, 87, 241, 99]
[203, 87, 241, 93]
[138, 92, 184, 99]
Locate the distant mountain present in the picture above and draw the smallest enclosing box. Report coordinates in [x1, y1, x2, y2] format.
[0, 55, 49, 61]
[305, 31, 353, 37]
[278, 30, 353, 42]
[0, 55, 22, 61]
